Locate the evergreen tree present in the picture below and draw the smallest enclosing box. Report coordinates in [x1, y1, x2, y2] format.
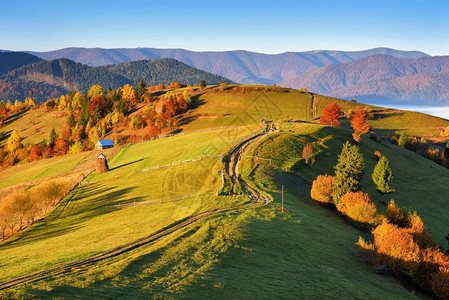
[199, 80, 206, 90]
[136, 79, 146, 100]
[47, 128, 57, 147]
[372, 156, 394, 203]
[68, 113, 75, 128]
[333, 141, 365, 201]
[92, 104, 101, 124]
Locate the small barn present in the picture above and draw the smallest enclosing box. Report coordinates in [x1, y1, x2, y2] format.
[96, 153, 109, 174]
[95, 139, 114, 150]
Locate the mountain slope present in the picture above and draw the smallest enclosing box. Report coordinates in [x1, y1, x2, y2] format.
[26, 47, 429, 85]
[0, 58, 233, 102]
[0, 52, 42, 75]
[279, 55, 449, 104]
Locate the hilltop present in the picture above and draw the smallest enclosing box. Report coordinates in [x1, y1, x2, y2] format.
[279, 54, 449, 104]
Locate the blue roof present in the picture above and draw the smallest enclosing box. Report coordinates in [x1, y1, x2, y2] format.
[97, 139, 114, 146]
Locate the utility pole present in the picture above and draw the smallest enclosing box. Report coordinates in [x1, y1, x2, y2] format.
[281, 184, 284, 212]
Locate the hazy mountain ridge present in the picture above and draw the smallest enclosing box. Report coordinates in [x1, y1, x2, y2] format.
[26, 47, 429, 85]
[279, 55, 449, 104]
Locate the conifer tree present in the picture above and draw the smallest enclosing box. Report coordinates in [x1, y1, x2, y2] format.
[47, 128, 57, 147]
[333, 141, 365, 201]
[136, 79, 146, 100]
[372, 156, 394, 203]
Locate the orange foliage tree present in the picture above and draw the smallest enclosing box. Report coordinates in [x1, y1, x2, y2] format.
[372, 220, 421, 276]
[350, 107, 370, 143]
[302, 143, 314, 165]
[29, 145, 42, 162]
[310, 174, 334, 204]
[148, 125, 161, 138]
[319, 103, 341, 127]
[336, 191, 380, 225]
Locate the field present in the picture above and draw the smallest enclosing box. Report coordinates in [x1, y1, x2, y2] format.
[0, 126, 257, 291]
[1, 86, 449, 298]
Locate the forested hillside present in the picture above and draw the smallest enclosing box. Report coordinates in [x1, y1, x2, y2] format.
[0, 58, 233, 103]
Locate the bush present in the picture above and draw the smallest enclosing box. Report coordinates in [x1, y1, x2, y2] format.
[337, 192, 380, 225]
[310, 175, 334, 204]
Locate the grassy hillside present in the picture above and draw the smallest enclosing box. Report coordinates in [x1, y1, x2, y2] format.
[243, 123, 449, 246]
[0, 107, 66, 147]
[0, 124, 420, 299]
[1, 87, 449, 298]
[0, 126, 256, 285]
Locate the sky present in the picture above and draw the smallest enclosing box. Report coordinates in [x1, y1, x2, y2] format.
[1, 0, 448, 55]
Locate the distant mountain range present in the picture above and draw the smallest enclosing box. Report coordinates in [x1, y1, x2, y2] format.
[3, 47, 449, 105]
[279, 55, 449, 104]
[26, 47, 428, 85]
[0, 56, 232, 102]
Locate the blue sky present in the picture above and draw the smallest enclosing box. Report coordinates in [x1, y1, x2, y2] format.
[1, 0, 448, 55]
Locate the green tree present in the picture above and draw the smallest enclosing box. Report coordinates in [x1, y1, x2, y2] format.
[68, 113, 75, 128]
[47, 128, 57, 147]
[136, 79, 146, 100]
[372, 156, 394, 203]
[199, 80, 206, 90]
[333, 141, 365, 202]
[398, 132, 409, 148]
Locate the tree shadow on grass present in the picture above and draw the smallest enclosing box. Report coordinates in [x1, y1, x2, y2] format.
[0, 184, 144, 249]
[109, 159, 143, 171]
[2, 109, 27, 127]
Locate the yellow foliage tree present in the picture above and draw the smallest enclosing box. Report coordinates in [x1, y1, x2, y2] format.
[7, 130, 22, 152]
[88, 84, 103, 98]
[122, 84, 135, 102]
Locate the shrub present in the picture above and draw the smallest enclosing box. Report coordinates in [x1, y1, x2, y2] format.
[337, 192, 380, 225]
[310, 174, 334, 204]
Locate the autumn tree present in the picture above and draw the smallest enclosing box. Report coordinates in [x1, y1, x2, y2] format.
[7, 130, 22, 152]
[199, 80, 206, 90]
[29, 145, 42, 162]
[350, 107, 370, 143]
[148, 125, 161, 138]
[372, 220, 421, 276]
[372, 156, 394, 203]
[310, 174, 334, 204]
[88, 84, 103, 98]
[333, 141, 365, 201]
[319, 103, 341, 127]
[302, 143, 314, 165]
[122, 84, 135, 103]
[336, 192, 379, 225]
